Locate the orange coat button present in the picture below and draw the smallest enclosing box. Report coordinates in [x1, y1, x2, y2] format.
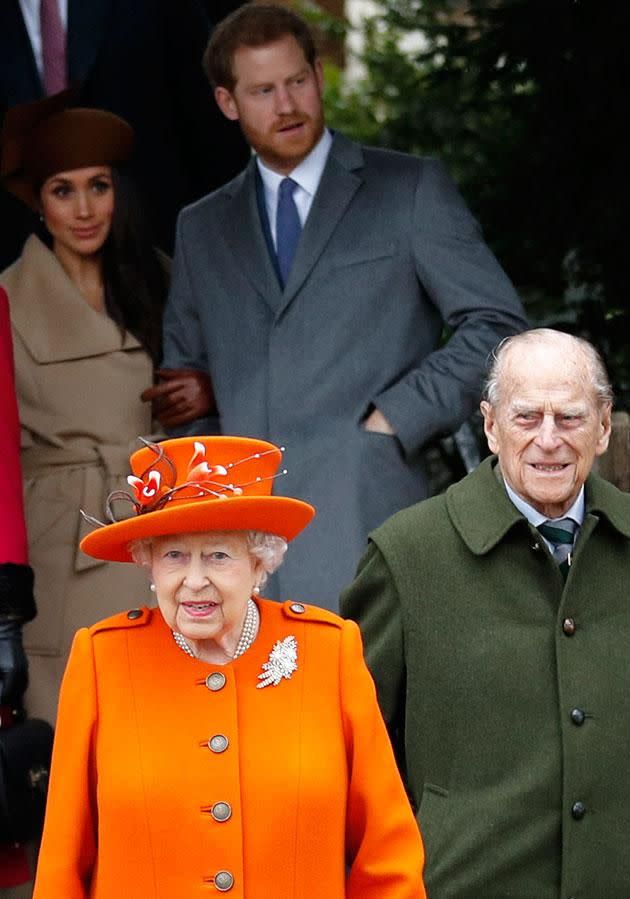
[206, 672, 226, 691]
[208, 734, 229, 753]
[214, 870, 234, 891]
[211, 802, 232, 822]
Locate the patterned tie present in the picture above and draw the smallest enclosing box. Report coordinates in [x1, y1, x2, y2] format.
[537, 518, 577, 580]
[276, 177, 302, 287]
[40, 0, 67, 95]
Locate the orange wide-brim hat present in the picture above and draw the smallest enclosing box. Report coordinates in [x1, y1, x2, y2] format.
[80, 436, 315, 563]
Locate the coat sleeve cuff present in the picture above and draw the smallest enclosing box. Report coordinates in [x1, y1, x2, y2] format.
[0, 563, 36, 622]
[374, 381, 449, 458]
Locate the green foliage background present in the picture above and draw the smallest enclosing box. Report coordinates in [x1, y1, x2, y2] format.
[315, 0, 630, 408]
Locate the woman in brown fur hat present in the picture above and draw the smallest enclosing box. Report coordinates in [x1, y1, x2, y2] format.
[0, 91, 169, 728]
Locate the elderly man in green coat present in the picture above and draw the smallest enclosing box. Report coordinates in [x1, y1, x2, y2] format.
[341, 329, 630, 898]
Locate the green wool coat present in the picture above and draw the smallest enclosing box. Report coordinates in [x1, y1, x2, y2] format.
[341, 456, 630, 899]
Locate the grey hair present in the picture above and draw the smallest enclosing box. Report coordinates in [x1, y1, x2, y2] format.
[483, 328, 614, 408]
[128, 530, 288, 588]
[245, 531, 287, 586]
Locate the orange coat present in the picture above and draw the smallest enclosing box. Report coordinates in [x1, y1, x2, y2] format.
[33, 598, 425, 898]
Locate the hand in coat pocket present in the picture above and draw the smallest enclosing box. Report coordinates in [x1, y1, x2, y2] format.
[362, 407, 396, 435]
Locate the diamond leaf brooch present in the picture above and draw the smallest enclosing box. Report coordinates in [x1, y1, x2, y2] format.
[257, 636, 298, 688]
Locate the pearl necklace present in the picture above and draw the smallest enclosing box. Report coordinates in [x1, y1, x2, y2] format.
[172, 598, 259, 661]
[232, 597, 259, 658]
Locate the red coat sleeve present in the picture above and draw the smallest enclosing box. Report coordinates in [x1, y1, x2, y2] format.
[0, 286, 28, 564]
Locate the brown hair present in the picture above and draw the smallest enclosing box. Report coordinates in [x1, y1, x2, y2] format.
[203, 4, 318, 91]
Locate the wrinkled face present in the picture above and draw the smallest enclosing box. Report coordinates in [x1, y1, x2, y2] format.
[151, 531, 263, 651]
[481, 344, 611, 518]
[40, 165, 114, 258]
[215, 35, 325, 174]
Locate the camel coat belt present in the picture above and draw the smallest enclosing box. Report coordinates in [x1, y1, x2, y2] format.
[21, 442, 134, 574]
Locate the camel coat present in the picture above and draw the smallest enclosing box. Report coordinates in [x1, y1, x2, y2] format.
[33, 599, 425, 898]
[0, 236, 154, 722]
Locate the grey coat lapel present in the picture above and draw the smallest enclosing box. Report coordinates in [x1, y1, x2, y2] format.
[220, 160, 283, 313]
[279, 133, 364, 316]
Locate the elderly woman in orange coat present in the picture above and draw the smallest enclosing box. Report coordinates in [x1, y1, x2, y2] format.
[33, 435, 425, 898]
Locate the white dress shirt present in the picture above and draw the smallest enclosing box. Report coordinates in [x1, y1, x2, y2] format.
[504, 478, 585, 554]
[256, 128, 333, 249]
[18, 0, 68, 77]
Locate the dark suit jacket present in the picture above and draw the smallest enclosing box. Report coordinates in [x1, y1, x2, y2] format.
[162, 132, 529, 609]
[0, 0, 249, 259]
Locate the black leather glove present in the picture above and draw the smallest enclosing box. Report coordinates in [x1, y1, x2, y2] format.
[0, 618, 28, 708]
[0, 563, 35, 713]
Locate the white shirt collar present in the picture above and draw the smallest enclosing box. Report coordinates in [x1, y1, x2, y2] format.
[286, 127, 333, 197]
[503, 478, 585, 528]
[256, 128, 332, 198]
[256, 129, 332, 246]
[18, 0, 69, 76]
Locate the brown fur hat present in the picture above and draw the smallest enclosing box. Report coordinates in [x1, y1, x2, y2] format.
[1, 90, 133, 209]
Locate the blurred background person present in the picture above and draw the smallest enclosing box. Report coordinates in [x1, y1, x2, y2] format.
[0, 0, 249, 266]
[34, 435, 425, 898]
[0, 92, 168, 728]
[0, 285, 37, 898]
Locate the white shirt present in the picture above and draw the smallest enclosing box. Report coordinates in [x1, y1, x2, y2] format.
[18, 0, 68, 77]
[504, 478, 585, 554]
[256, 128, 333, 249]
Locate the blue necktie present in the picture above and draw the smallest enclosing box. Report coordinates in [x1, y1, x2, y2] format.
[276, 177, 302, 287]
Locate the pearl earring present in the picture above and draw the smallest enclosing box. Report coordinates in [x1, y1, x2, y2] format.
[150, 583, 156, 593]
[253, 584, 261, 594]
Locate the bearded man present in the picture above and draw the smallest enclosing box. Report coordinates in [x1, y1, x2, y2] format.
[145, 4, 526, 609]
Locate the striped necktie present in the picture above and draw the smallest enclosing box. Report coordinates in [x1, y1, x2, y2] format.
[276, 177, 301, 287]
[537, 518, 577, 580]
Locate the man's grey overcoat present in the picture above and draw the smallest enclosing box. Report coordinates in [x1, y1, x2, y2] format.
[341, 456, 630, 897]
[162, 133, 527, 608]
